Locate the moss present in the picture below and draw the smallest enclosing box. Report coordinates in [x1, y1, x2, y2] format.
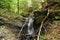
[40, 35, 46, 40]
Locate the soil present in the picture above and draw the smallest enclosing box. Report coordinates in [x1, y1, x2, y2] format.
[46, 21, 60, 40]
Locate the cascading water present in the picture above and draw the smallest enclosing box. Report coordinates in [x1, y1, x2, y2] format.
[27, 17, 35, 35]
[26, 17, 35, 40]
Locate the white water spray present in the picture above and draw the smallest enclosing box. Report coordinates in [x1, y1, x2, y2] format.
[27, 17, 35, 35]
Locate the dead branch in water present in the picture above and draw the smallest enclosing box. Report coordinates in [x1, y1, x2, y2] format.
[37, 9, 50, 40]
[17, 18, 28, 40]
[17, 12, 34, 40]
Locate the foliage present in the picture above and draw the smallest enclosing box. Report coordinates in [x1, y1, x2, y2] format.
[40, 35, 46, 40]
[0, 0, 44, 15]
[0, 0, 17, 13]
[0, 0, 60, 14]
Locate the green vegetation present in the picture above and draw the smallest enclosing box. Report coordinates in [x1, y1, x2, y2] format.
[0, 0, 60, 40]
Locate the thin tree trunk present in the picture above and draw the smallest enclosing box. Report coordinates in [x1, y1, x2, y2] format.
[17, 0, 19, 14]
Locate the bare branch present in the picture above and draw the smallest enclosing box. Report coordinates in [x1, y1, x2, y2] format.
[37, 9, 50, 40]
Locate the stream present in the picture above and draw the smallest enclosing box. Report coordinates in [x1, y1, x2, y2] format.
[26, 17, 35, 40]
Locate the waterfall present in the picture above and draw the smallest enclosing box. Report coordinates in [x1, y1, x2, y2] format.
[27, 17, 35, 35]
[26, 17, 35, 40]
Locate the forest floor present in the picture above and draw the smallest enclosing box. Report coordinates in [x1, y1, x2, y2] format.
[46, 21, 60, 40]
[0, 12, 60, 40]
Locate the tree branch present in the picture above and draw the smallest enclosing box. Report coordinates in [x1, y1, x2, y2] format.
[17, 12, 34, 40]
[37, 9, 50, 40]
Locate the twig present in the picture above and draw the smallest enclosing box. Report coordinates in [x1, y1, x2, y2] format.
[17, 17, 28, 40]
[37, 9, 50, 40]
